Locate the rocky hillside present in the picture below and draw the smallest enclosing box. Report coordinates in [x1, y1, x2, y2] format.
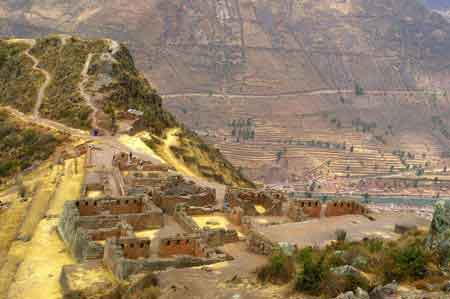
[0, 36, 253, 188]
[1, 0, 450, 93]
[0, 110, 64, 180]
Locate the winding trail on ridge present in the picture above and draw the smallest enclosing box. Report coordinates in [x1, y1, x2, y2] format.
[79, 53, 99, 129]
[6, 38, 52, 118]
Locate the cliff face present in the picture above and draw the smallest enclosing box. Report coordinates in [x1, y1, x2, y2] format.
[1, 0, 450, 93]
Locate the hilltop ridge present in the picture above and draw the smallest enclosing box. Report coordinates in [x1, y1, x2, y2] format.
[0, 35, 253, 188]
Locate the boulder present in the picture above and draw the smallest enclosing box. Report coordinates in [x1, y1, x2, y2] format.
[331, 265, 370, 287]
[355, 287, 369, 299]
[335, 291, 358, 299]
[333, 288, 369, 299]
[370, 282, 398, 299]
[427, 200, 450, 268]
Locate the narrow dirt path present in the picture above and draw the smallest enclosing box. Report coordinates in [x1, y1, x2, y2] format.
[3, 106, 89, 138]
[79, 53, 99, 129]
[5, 39, 51, 118]
[160, 88, 429, 100]
[31, 55, 51, 119]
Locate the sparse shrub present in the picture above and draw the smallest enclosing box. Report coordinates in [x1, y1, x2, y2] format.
[295, 247, 328, 293]
[364, 237, 384, 253]
[336, 229, 347, 243]
[355, 83, 364, 96]
[383, 242, 427, 282]
[0, 112, 61, 178]
[257, 250, 294, 284]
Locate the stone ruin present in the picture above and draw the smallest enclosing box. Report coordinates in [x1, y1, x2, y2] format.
[224, 187, 285, 218]
[56, 143, 375, 298]
[152, 175, 216, 214]
[247, 230, 277, 256]
[324, 199, 369, 217]
[287, 198, 322, 221]
[173, 204, 240, 246]
[286, 198, 369, 221]
[104, 233, 231, 281]
[113, 151, 171, 172]
[58, 195, 163, 262]
[58, 195, 232, 284]
[57, 146, 237, 298]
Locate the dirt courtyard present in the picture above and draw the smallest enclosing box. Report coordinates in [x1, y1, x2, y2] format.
[158, 242, 284, 299]
[255, 212, 430, 248]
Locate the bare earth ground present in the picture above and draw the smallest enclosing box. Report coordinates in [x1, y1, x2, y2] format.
[256, 212, 430, 247]
[158, 242, 284, 299]
[6, 156, 85, 299]
[157, 212, 431, 299]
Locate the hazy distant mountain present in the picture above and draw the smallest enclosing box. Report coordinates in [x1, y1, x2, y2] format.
[425, 0, 450, 11]
[1, 0, 450, 94]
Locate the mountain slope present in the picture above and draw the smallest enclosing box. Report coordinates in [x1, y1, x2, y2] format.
[1, 0, 450, 93]
[425, 0, 450, 11]
[0, 110, 64, 179]
[0, 36, 254, 188]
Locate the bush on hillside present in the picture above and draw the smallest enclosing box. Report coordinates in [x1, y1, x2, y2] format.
[257, 250, 295, 284]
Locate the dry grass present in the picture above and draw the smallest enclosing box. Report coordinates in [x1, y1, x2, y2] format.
[7, 219, 74, 299]
[0, 154, 85, 299]
[47, 156, 85, 216]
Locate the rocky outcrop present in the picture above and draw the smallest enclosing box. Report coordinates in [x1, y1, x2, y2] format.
[331, 265, 370, 289]
[334, 288, 369, 299]
[370, 282, 398, 299]
[427, 200, 450, 268]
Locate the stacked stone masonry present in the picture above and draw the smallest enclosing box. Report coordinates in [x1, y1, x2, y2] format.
[325, 200, 369, 217]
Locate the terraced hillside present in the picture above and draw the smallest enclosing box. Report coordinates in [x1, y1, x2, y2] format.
[167, 91, 450, 189]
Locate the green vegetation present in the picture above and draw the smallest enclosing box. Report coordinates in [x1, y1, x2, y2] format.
[352, 118, 377, 133]
[258, 231, 445, 297]
[295, 247, 327, 293]
[30, 36, 108, 129]
[257, 249, 295, 284]
[0, 41, 44, 112]
[355, 83, 365, 96]
[97, 45, 177, 135]
[230, 118, 255, 142]
[0, 111, 62, 178]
